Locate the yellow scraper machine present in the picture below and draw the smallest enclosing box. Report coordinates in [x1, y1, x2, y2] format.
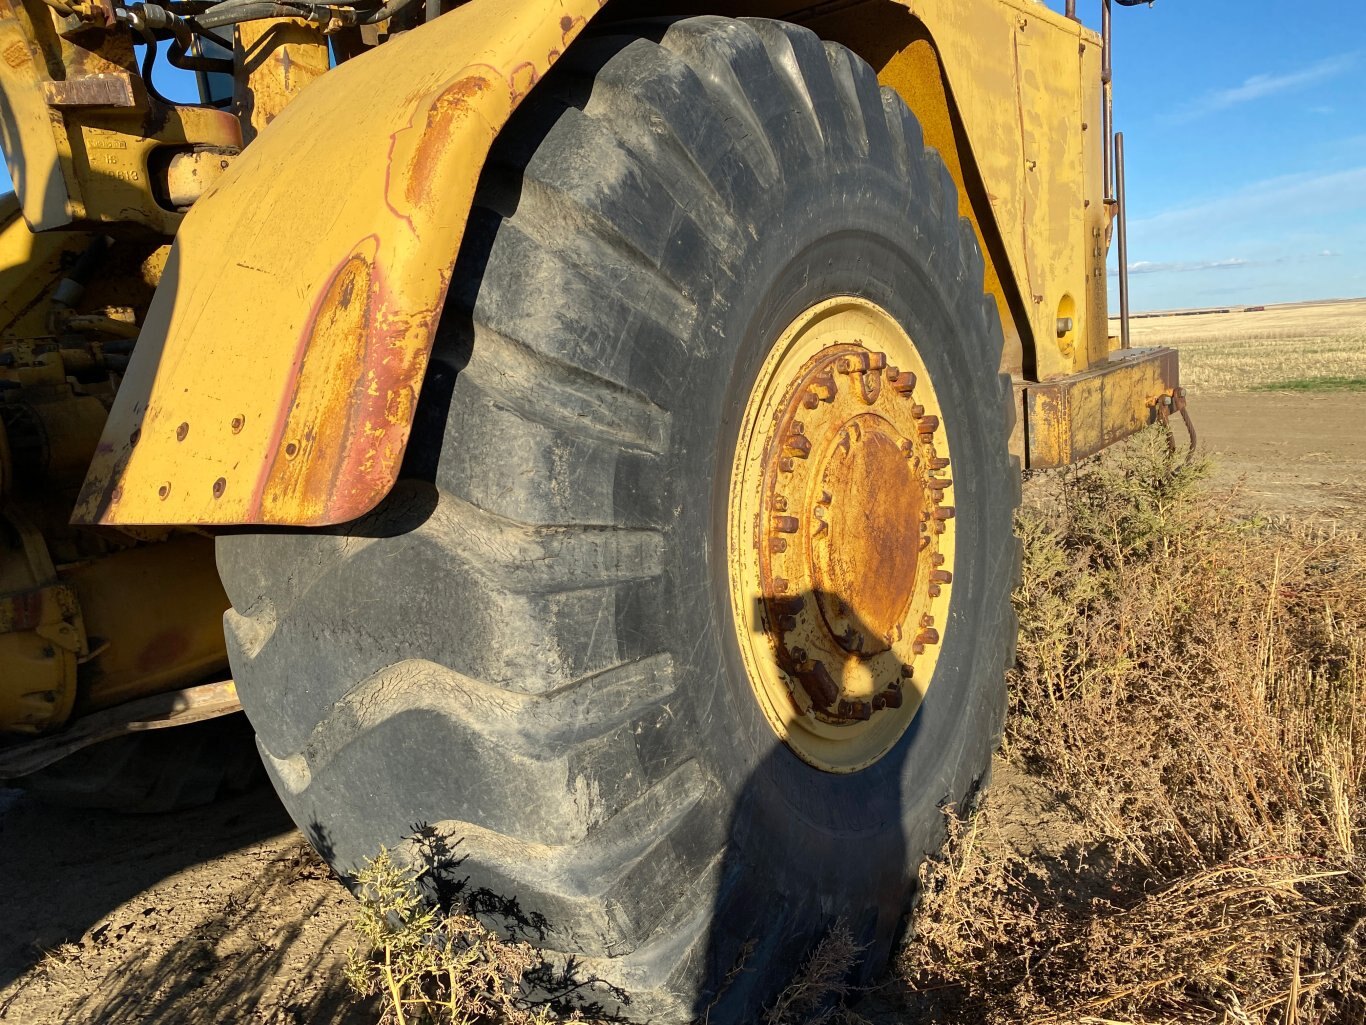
[0, 0, 1177, 1017]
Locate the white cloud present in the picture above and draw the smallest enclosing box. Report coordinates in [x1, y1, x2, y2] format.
[1117, 257, 1253, 276]
[1167, 53, 1358, 123]
[1108, 250, 1342, 279]
[1130, 166, 1366, 238]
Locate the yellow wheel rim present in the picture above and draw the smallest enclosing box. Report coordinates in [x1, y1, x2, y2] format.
[727, 297, 956, 773]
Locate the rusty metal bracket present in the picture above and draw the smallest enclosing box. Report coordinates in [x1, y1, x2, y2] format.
[0, 678, 242, 778]
[1154, 387, 1197, 464]
[1013, 346, 1181, 469]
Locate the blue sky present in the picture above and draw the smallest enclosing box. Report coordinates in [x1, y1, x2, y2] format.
[4, 3, 1365, 312]
[1046, 0, 1366, 310]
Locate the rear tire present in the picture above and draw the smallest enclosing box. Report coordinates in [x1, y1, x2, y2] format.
[219, 17, 1017, 1022]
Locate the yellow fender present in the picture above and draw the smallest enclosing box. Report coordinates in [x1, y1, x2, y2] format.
[75, 0, 608, 527]
[75, 0, 1122, 526]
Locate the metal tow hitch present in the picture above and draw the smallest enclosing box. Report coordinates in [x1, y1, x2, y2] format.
[1155, 388, 1197, 464]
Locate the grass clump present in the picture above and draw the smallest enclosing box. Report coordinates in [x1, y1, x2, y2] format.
[345, 849, 561, 1025]
[762, 923, 866, 1025]
[903, 428, 1366, 1024]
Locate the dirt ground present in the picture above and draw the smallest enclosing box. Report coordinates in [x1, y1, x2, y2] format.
[1195, 391, 1366, 530]
[2, 300, 1362, 1025]
[1127, 298, 1366, 530]
[0, 786, 373, 1024]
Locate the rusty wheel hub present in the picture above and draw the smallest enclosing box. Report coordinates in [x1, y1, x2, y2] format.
[728, 298, 955, 772]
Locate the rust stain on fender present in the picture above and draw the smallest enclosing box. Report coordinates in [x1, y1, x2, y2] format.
[255, 237, 430, 522]
[397, 71, 498, 222]
[74, 0, 608, 528]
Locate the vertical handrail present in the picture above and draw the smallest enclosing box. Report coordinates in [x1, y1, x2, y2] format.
[1102, 0, 1114, 200]
[1115, 132, 1131, 349]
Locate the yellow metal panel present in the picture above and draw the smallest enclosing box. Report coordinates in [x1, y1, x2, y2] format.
[893, 0, 1105, 380]
[1018, 347, 1180, 469]
[0, 0, 69, 228]
[234, 19, 330, 144]
[65, 535, 230, 712]
[75, 0, 606, 527]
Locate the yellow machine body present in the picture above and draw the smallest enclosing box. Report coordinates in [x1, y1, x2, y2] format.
[0, 0, 1179, 737]
[65, 0, 1175, 529]
[0, 194, 231, 734]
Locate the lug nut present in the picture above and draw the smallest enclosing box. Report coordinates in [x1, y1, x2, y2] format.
[838, 700, 872, 722]
[809, 369, 838, 403]
[888, 367, 917, 395]
[799, 661, 840, 708]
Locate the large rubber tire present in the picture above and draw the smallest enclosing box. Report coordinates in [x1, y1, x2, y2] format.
[219, 18, 1017, 1023]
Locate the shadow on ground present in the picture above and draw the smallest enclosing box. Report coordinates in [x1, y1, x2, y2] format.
[0, 783, 370, 1024]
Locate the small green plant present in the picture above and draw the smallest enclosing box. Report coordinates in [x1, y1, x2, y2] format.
[345, 848, 562, 1025]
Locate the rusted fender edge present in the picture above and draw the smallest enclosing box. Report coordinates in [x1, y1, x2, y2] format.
[73, 0, 607, 527]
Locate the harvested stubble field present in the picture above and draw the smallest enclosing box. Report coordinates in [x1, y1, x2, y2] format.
[3, 308, 1365, 1025]
[1125, 299, 1366, 395]
[1123, 299, 1366, 529]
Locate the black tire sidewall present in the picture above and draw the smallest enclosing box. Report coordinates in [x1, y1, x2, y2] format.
[650, 157, 1011, 915]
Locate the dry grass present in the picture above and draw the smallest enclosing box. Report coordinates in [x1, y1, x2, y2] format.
[345, 849, 562, 1025]
[902, 429, 1366, 1024]
[763, 924, 867, 1025]
[1120, 299, 1366, 394]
